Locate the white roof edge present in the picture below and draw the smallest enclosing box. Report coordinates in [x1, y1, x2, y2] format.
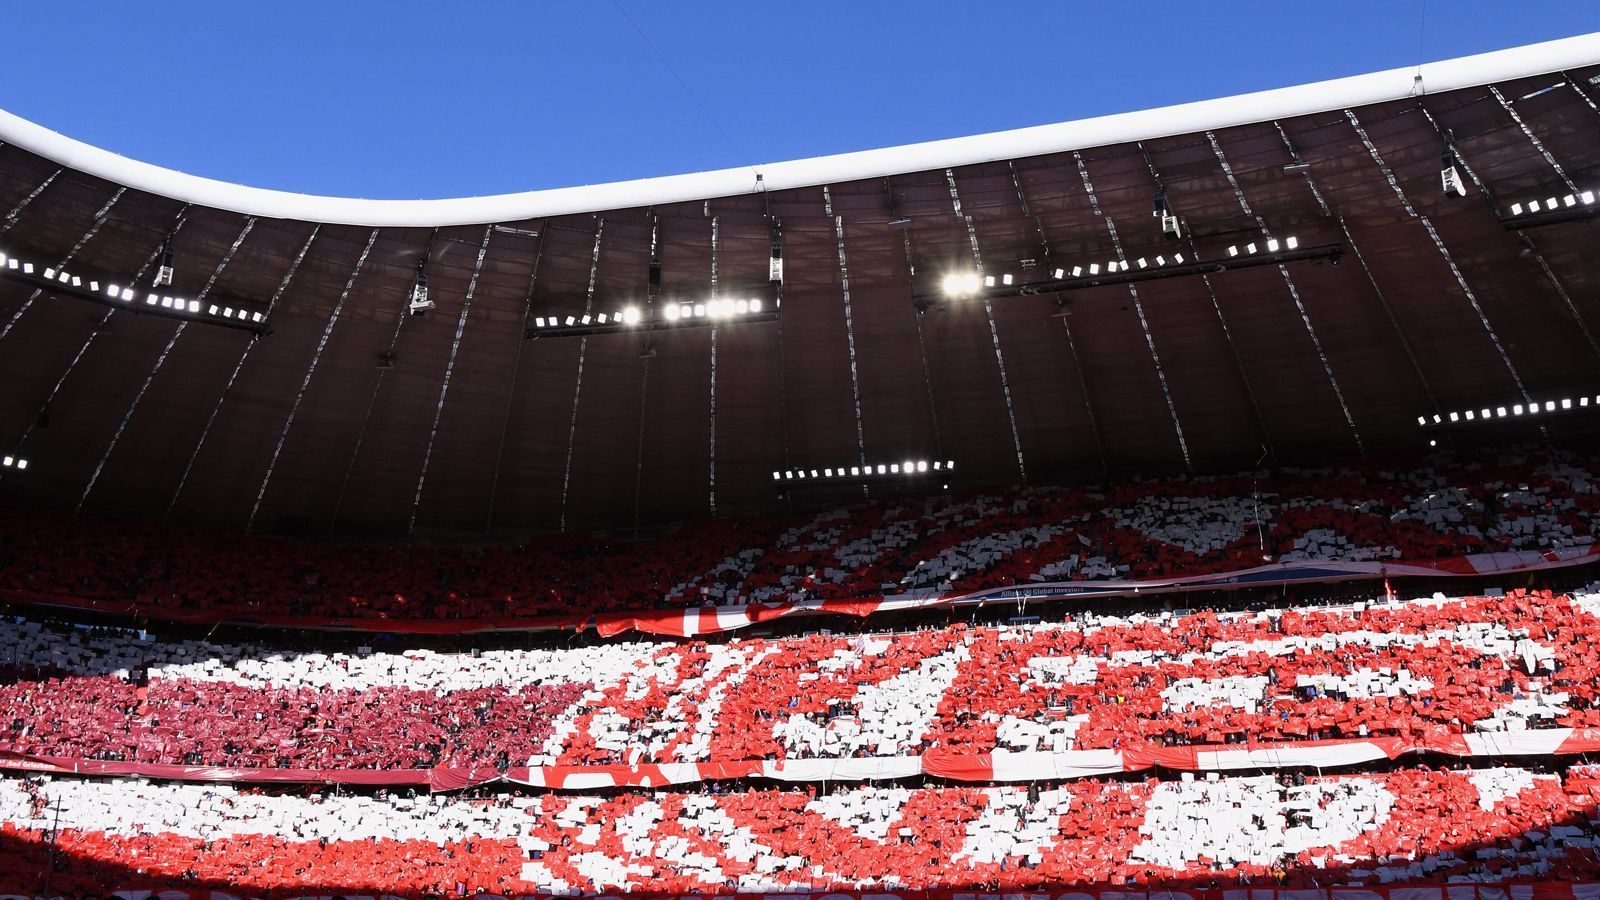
[3, 33, 1598, 229]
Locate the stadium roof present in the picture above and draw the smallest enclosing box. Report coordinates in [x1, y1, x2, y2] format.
[1, 34, 1599, 538]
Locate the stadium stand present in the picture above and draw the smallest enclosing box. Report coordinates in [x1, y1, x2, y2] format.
[5, 30, 1600, 898]
[2, 766, 1599, 894]
[0, 449, 1596, 632]
[3, 589, 1597, 774]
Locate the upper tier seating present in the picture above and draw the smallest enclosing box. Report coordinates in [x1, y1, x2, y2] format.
[2, 765, 1598, 894]
[0, 448, 1595, 624]
[4, 589, 1598, 771]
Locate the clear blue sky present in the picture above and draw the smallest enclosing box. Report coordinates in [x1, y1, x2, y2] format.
[2, 1, 1594, 199]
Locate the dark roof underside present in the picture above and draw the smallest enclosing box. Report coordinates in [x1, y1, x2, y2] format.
[3, 69, 1600, 539]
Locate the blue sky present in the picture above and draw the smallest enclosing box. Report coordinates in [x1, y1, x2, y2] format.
[2, 1, 1594, 199]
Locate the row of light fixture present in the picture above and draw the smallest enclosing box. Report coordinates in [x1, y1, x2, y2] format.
[1226, 236, 1299, 257]
[103, 279, 265, 324]
[1, 456, 27, 471]
[2, 253, 96, 291]
[774, 459, 954, 481]
[939, 237, 1302, 300]
[531, 297, 768, 331]
[0, 250, 264, 326]
[1507, 190, 1596, 217]
[1418, 394, 1600, 426]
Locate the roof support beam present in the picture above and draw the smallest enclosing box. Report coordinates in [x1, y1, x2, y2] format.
[1075, 151, 1192, 471]
[166, 224, 321, 520]
[0, 186, 125, 343]
[1, 208, 191, 486]
[247, 228, 378, 533]
[769, 213, 794, 514]
[1488, 85, 1578, 193]
[1277, 116, 1440, 424]
[557, 220, 604, 533]
[1010, 160, 1102, 473]
[900, 227, 946, 467]
[408, 225, 494, 536]
[485, 226, 546, 535]
[708, 214, 720, 515]
[0, 167, 60, 237]
[1345, 109, 1536, 410]
[946, 168, 1028, 482]
[824, 185, 869, 487]
[330, 230, 442, 534]
[1337, 217, 1446, 417]
[1207, 131, 1364, 454]
[77, 217, 257, 513]
[1414, 103, 1600, 373]
[1146, 139, 1274, 460]
[631, 215, 659, 531]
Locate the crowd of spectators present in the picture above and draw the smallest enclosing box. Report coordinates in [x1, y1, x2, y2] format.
[0, 449, 1593, 624]
[3, 588, 1597, 771]
[2, 763, 1597, 894]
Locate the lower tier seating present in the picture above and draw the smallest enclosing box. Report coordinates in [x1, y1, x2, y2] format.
[2, 589, 1599, 772]
[1, 766, 1597, 894]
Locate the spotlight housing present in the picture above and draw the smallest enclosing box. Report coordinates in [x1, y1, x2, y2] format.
[408, 257, 436, 316]
[1440, 144, 1467, 198]
[152, 240, 175, 288]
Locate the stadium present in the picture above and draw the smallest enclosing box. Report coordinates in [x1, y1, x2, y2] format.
[2, 20, 1600, 899]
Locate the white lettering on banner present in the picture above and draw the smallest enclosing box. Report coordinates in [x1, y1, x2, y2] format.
[0, 777, 534, 842]
[674, 796, 835, 891]
[954, 787, 1077, 864]
[1161, 675, 1269, 712]
[774, 638, 969, 757]
[809, 786, 914, 841]
[543, 647, 684, 764]
[1129, 776, 1393, 869]
[665, 643, 778, 761]
[1111, 624, 1553, 668]
[1466, 767, 1548, 810]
